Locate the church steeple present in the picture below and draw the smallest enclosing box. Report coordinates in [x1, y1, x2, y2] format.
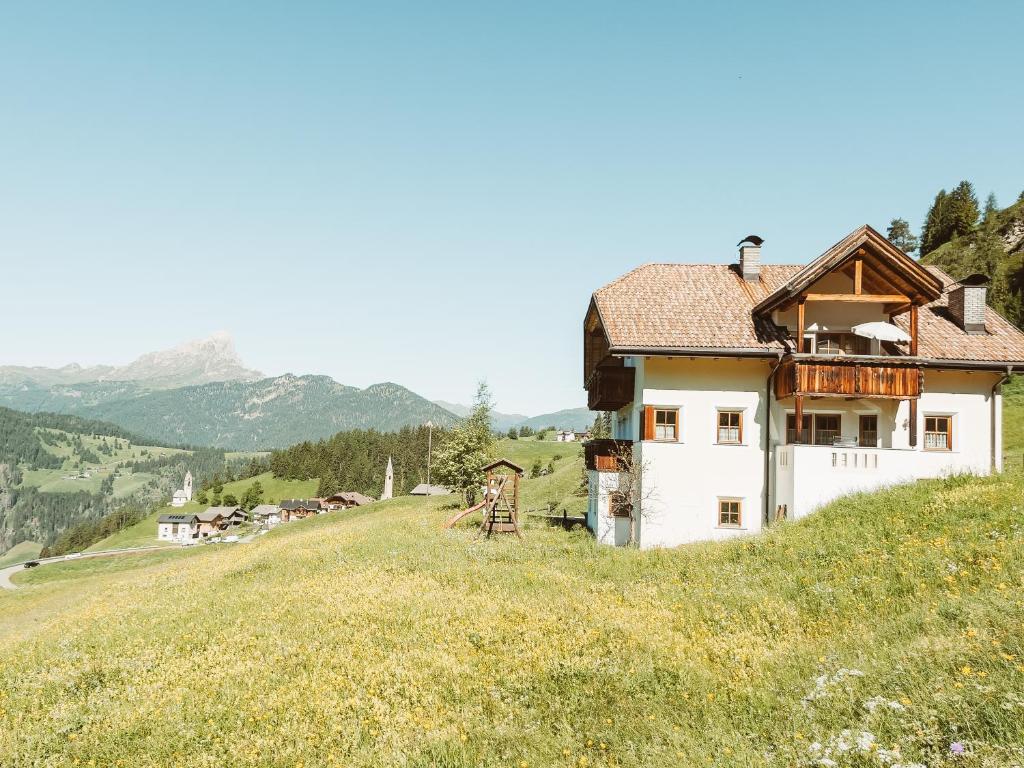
[382, 456, 394, 500]
[184, 471, 193, 502]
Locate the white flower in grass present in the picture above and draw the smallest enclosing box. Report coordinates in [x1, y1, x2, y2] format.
[864, 695, 906, 713]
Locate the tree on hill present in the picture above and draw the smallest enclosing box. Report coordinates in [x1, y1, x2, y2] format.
[506, 427, 519, 440]
[983, 193, 999, 227]
[196, 489, 209, 505]
[947, 180, 980, 239]
[920, 189, 950, 257]
[222, 493, 238, 507]
[886, 218, 919, 255]
[240, 480, 264, 511]
[591, 413, 611, 440]
[432, 381, 495, 505]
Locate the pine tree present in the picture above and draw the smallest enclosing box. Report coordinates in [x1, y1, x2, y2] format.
[947, 180, 980, 239]
[920, 189, 950, 257]
[885, 218, 919, 255]
[982, 193, 999, 227]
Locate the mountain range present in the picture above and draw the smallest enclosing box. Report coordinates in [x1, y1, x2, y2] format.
[0, 335, 588, 448]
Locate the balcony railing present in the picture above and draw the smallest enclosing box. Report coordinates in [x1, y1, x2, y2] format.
[586, 365, 636, 411]
[584, 439, 633, 471]
[774, 355, 921, 400]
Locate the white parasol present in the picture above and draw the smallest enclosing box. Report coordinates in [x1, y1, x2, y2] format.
[851, 321, 912, 343]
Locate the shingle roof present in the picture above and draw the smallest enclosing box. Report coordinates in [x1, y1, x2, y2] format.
[249, 504, 279, 517]
[158, 514, 196, 524]
[279, 499, 321, 511]
[197, 506, 243, 522]
[590, 232, 1024, 366]
[592, 263, 800, 352]
[410, 484, 452, 496]
[326, 491, 375, 506]
[891, 267, 1024, 363]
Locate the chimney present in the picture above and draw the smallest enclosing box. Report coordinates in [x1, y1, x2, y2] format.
[948, 274, 989, 335]
[737, 235, 763, 281]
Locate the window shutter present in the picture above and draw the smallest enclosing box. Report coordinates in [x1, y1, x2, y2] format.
[643, 405, 655, 441]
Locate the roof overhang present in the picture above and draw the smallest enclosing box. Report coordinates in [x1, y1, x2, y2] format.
[609, 346, 785, 359]
[753, 225, 944, 316]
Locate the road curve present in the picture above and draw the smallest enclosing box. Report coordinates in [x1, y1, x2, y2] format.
[0, 545, 167, 591]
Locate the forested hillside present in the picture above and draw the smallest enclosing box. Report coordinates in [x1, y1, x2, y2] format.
[0, 407, 250, 555]
[890, 183, 1024, 328]
[270, 425, 444, 498]
[0, 375, 456, 449]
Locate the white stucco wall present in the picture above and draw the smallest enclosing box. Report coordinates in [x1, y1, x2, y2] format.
[627, 357, 771, 549]
[592, 356, 1005, 548]
[773, 369, 1002, 519]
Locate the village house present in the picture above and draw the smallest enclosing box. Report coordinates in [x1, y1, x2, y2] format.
[409, 484, 451, 496]
[157, 513, 199, 543]
[195, 506, 247, 537]
[322, 492, 375, 510]
[555, 430, 577, 442]
[249, 504, 282, 528]
[583, 226, 1024, 548]
[279, 499, 323, 523]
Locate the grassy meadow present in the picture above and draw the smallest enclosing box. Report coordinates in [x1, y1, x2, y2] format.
[83, 472, 319, 552]
[0, 540, 43, 569]
[1, 464, 1022, 766]
[16, 428, 184, 497]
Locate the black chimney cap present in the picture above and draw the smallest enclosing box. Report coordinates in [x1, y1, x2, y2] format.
[737, 235, 764, 247]
[955, 273, 990, 287]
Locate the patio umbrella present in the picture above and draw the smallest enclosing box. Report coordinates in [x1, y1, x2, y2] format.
[851, 321, 912, 343]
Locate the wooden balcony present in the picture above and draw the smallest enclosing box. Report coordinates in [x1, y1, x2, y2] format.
[774, 355, 921, 400]
[586, 365, 635, 411]
[584, 439, 633, 471]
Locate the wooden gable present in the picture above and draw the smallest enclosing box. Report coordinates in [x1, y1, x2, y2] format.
[753, 225, 943, 317]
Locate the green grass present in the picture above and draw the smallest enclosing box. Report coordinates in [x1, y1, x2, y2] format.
[18, 429, 183, 496]
[11, 549, 194, 587]
[0, 541, 43, 568]
[2, 467, 1023, 766]
[83, 472, 319, 552]
[215, 471, 318, 504]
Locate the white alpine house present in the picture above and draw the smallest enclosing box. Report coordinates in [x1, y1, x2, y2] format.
[582, 225, 1024, 548]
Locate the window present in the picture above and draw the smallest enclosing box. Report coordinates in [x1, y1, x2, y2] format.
[786, 413, 812, 444]
[653, 408, 678, 441]
[924, 416, 952, 451]
[786, 413, 841, 445]
[815, 332, 870, 356]
[859, 415, 878, 447]
[718, 499, 741, 528]
[717, 410, 743, 444]
[814, 414, 841, 446]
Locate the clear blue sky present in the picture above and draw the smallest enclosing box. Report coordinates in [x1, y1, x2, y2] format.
[1, 1, 1022, 414]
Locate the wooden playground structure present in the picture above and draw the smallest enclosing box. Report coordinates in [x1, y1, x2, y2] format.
[443, 458, 524, 538]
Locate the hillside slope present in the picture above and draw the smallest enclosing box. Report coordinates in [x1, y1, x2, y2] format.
[2, 469, 1022, 766]
[0, 375, 457, 449]
[921, 198, 1024, 327]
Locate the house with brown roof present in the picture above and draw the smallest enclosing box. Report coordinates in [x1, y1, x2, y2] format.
[322, 492, 375, 510]
[583, 225, 1024, 548]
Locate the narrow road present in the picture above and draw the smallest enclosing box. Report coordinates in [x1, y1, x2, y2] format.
[0, 545, 167, 591]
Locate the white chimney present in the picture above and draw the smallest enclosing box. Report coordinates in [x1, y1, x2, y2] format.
[738, 235, 764, 281]
[948, 274, 988, 335]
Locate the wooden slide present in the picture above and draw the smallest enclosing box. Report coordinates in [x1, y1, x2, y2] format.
[443, 502, 485, 529]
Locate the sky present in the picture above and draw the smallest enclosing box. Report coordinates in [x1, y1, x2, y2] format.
[1, 1, 1022, 415]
